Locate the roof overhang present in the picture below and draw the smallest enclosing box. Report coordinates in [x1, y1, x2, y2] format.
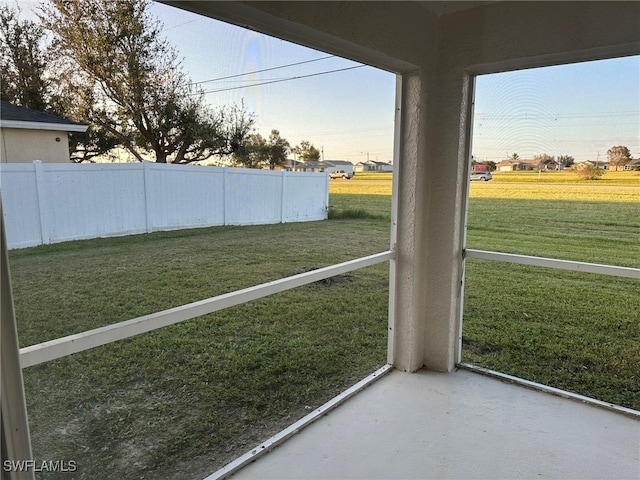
[0, 120, 88, 133]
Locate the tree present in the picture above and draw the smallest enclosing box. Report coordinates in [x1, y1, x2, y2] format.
[264, 130, 290, 170]
[0, 5, 49, 111]
[481, 160, 496, 172]
[222, 101, 257, 162]
[557, 154, 575, 169]
[51, 68, 121, 162]
[510, 153, 520, 161]
[607, 145, 632, 171]
[41, 0, 254, 164]
[234, 130, 290, 170]
[294, 140, 321, 162]
[234, 133, 267, 169]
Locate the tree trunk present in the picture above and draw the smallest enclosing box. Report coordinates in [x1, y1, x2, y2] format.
[155, 149, 168, 163]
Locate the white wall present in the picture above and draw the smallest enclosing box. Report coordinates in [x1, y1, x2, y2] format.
[0, 161, 328, 249]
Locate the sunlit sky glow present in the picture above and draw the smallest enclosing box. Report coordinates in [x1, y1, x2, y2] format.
[7, 1, 640, 164]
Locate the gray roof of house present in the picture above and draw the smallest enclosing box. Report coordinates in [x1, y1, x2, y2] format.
[300, 161, 325, 168]
[0, 101, 87, 131]
[324, 160, 354, 166]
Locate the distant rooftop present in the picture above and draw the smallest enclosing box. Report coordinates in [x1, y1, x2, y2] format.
[0, 101, 87, 132]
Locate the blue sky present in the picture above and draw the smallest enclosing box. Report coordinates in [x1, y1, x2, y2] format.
[8, 1, 640, 164]
[474, 56, 640, 162]
[151, 2, 640, 164]
[150, 2, 396, 163]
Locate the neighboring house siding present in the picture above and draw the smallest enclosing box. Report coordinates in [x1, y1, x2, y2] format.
[497, 161, 516, 172]
[1, 101, 87, 163]
[292, 160, 355, 174]
[354, 161, 393, 172]
[0, 128, 71, 163]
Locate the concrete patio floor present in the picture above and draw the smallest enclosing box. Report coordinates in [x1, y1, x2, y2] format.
[230, 368, 639, 480]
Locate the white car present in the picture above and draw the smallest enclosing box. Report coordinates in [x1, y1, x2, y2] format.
[329, 170, 353, 179]
[470, 171, 493, 181]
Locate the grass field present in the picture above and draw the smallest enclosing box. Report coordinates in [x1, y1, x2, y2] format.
[331, 170, 639, 407]
[7, 169, 639, 479]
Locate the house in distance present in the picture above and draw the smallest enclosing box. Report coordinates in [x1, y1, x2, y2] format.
[0, 101, 88, 163]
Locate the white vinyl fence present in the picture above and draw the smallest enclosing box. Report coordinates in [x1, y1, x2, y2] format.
[0, 161, 329, 249]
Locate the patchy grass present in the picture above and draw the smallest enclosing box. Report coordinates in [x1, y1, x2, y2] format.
[328, 194, 391, 220]
[462, 260, 640, 409]
[11, 221, 390, 479]
[327, 206, 386, 220]
[8, 170, 639, 479]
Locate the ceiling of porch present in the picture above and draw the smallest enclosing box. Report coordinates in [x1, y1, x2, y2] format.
[415, 1, 496, 16]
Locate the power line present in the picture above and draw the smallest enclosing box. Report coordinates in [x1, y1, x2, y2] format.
[197, 65, 366, 95]
[190, 55, 336, 86]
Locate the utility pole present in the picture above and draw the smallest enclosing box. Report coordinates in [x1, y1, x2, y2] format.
[321, 146, 324, 162]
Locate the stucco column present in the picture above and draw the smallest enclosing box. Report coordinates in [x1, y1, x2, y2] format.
[392, 60, 472, 373]
[391, 70, 430, 372]
[420, 66, 472, 372]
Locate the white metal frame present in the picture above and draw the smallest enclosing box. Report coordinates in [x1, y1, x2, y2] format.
[457, 219, 640, 364]
[386, 74, 403, 366]
[465, 249, 640, 279]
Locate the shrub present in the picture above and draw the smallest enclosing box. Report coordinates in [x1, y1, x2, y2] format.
[573, 163, 604, 180]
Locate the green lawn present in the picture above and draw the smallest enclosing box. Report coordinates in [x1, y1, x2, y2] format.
[463, 173, 639, 407]
[7, 169, 639, 479]
[12, 221, 390, 480]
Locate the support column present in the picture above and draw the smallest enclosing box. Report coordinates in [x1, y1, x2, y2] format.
[420, 67, 473, 372]
[391, 70, 430, 372]
[392, 63, 473, 373]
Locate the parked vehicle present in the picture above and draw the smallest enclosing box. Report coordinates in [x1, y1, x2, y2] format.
[329, 170, 353, 179]
[470, 171, 493, 181]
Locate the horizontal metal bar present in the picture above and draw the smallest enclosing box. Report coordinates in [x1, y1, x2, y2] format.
[20, 251, 394, 368]
[205, 364, 394, 480]
[458, 363, 640, 419]
[466, 249, 640, 279]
